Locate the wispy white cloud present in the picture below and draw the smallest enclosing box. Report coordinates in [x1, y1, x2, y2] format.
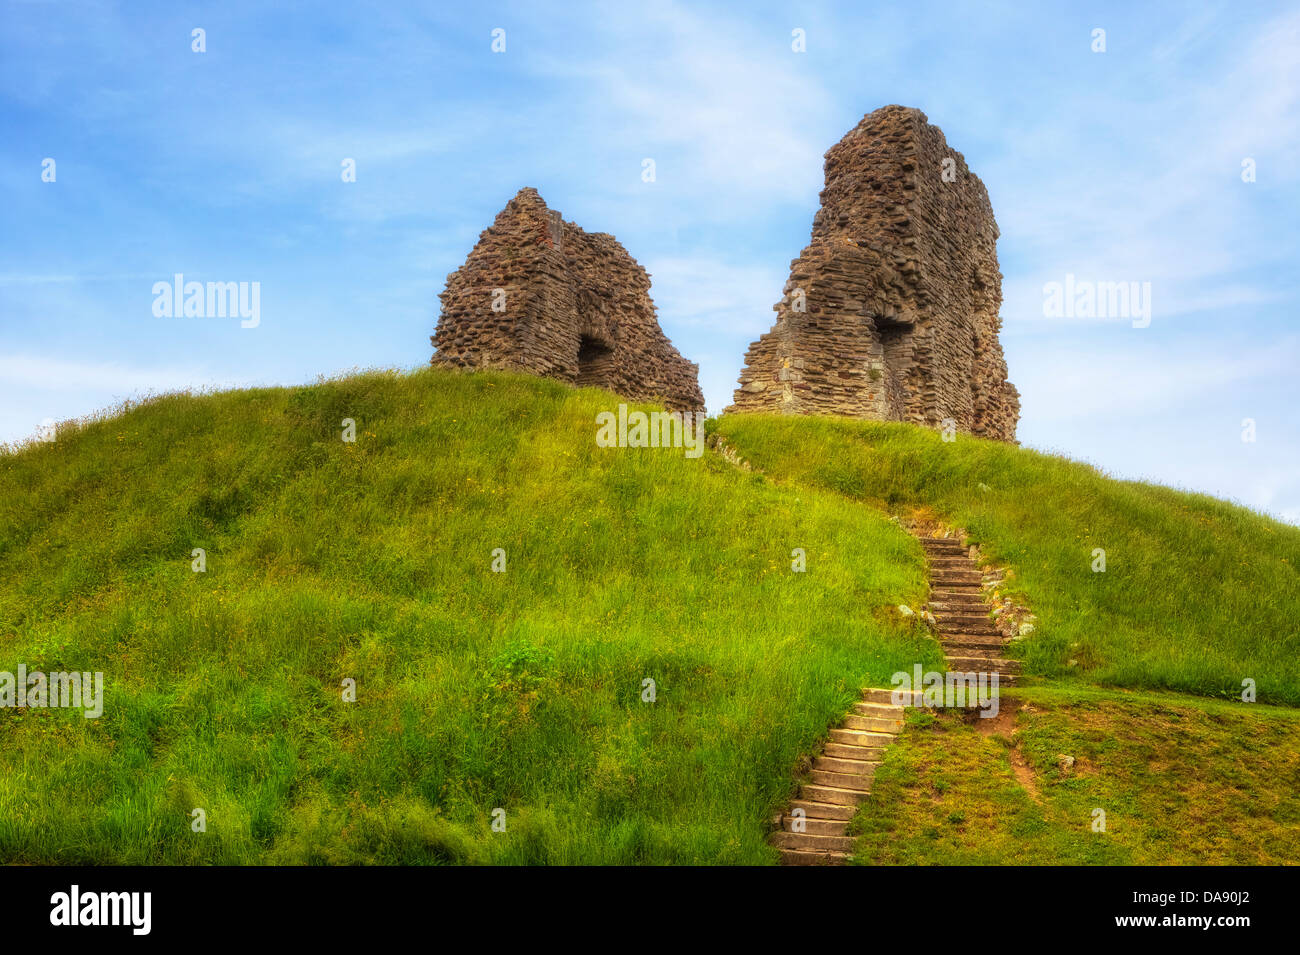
[996, 7, 1300, 327]
[1010, 334, 1298, 422]
[0, 354, 253, 395]
[0, 273, 157, 285]
[528, 1, 834, 207]
[0, 353, 261, 446]
[646, 256, 784, 332]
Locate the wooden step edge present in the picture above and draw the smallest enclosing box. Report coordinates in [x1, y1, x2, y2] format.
[770, 832, 856, 851]
[778, 848, 851, 866]
[809, 771, 876, 793]
[941, 661, 1021, 670]
[799, 784, 870, 805]
[788, 799, 855, 820]
[852, 701, 905, 715]
[826, 732, 899, 748]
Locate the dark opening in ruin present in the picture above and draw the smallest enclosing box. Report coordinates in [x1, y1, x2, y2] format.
[877, 319, 915, 368]
[575, 335, 614, 388]
[875, 317, 916, 419]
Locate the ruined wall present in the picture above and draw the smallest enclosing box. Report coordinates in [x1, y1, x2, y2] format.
[432, 188, 704, 412]
[727, 106, 1020, 441]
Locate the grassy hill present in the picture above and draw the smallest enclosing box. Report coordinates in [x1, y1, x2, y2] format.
[0, 368, 932, 864]
[715, 414, 1300, 706]
[2, 367, 1297, 864]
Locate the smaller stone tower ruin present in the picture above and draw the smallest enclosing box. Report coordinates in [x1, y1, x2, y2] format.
[432, 188, 704, 412]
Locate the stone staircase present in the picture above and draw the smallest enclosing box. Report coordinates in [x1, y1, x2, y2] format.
[770, 687, 917, 865]
[770, 532, 1024, 865]
[920, 535, 1021, 685]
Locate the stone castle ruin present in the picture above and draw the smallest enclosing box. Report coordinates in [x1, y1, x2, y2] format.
[431, 188, 705, 412]
[727, 105, 1020, 441]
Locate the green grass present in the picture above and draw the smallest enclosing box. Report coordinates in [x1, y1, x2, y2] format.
[3, 369, 1296, 864]
[0, 367, 934, 864]
[850, 687, 1300, 864]
[715, 414, 1300, 705]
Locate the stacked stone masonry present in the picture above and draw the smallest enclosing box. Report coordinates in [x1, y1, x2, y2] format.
[727, 105, 1020, 440]
[432, 188, 704, 412]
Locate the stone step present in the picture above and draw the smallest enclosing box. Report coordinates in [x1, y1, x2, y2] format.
[928, 598, 989, 610]
[781, 814, 849, 836]
[862, 687, 924, 706]
[937, 623, 1002, 637]
[852, 701, 904, 718]
[829, 727, 894, 746]
[770, 831, 856, 853]
[930, 589, 986, 601]
[814, 755, 877, 775]
[779, 848, 850, 866]
[789, 799, 855, 821]
[938, 670, 1019, 687]
[823, 741, 886, 761]
[800, 783, 869, 806]
[809, 769, 875, 792]
[930, 608, 989, 619]
[928, 557, 975, 568]
[931, 572, 983, 585]
[842, 714, 903, 733]
[944, 655, 1022, 672]
[919, 538, 965, 548]
[941, 644, 1010, 661]
[941, 633, 1009, 649]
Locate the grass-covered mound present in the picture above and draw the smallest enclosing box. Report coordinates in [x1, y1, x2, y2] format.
[0, 368, 933, 864]
[4, 369, 1296, 865]
[715, 415, 1300, 706]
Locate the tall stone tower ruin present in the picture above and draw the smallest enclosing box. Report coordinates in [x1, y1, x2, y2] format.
[432, 188, 704, 412]
[727, 106, 1020, 440]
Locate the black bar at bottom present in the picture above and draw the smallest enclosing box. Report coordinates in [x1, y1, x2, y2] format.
[0, 865, 1285, 941]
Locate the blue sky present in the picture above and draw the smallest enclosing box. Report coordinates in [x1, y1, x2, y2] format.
[2, 1, 1297, 521]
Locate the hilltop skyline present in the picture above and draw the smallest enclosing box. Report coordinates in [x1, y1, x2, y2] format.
[2, 1, 1297, 521]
